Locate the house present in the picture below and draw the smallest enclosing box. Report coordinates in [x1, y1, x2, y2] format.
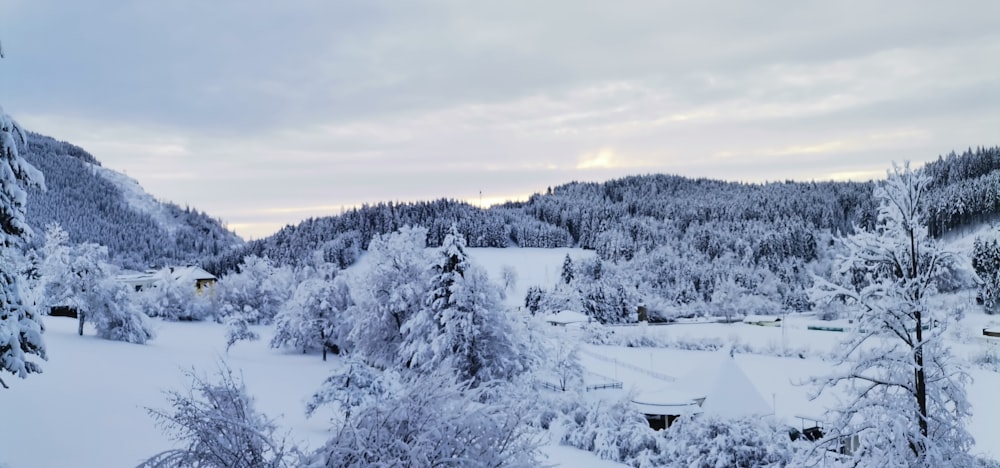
[117, 265, 217, 293]
[544, 310, 591, 327]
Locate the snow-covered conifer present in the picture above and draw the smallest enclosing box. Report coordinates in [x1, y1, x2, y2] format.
[560, 253, 575, 284]
[403, 226, 530, 385]
[0, 105, 46, 388]
[808, 162, 974, 466]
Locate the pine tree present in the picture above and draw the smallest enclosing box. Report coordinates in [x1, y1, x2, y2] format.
[0, 104, 46, 389]
[560, 254, 574, 284]
[403, 226, 529, 385]
[809, 162, 974, 465]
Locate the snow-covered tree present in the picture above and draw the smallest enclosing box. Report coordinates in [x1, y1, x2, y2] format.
[140, 364, 295, 468]
[306, 368, 542, 468]
[809, 162, 974, 466]
[500, 264, 517, 297]
[547, 339, 584, 392]
[216, 256, 293, 324]
[0, 105, 46, 388]
[403, 226, 530, 386]
[89, 278, 155, 344]
[271, 276, 351, 360]
[347, 226, 430, 369]
[136, 268, 214, 322]
[36, 223, 73, 313]
[560, 253, 575, 284]
[972, 237, 1000, 314]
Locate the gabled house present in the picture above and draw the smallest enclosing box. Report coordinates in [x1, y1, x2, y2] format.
[117, 265, 217, 293]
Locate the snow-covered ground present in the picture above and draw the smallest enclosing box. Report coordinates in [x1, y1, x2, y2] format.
[2, 247, 998, 466]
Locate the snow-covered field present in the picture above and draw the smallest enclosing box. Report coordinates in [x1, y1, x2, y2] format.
[2, 247, 999, 466]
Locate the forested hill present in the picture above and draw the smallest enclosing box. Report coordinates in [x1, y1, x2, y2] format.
[205, 146, 1000, 276]
[22, 132, 243, 270]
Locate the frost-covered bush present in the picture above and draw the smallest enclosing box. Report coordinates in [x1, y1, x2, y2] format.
[90, 279, 155, 344]
[140, 365, 295, 468]
[661, 415, 796, 467]
[223, 314, 259, 352]
[557, 397, 661, 466]
[306, 367, 542, 468]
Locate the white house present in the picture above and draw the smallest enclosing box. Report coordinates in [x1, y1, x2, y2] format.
[117, 266, 217, 293]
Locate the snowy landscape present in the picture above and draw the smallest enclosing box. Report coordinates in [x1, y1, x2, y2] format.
[3, 232, 1000, 467]
[3, 5, 1000, 465]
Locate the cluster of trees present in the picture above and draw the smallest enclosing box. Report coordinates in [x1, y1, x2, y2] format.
[145, 226, 549, 466]
[21, 132, 242, 270]
[204, 199, 571, 274]
[922, 146, 1000, 237]
[973, 237, 1000, 314]
[32, 224, 155, 343]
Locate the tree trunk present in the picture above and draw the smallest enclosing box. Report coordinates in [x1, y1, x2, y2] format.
[77, 310, 84, 336]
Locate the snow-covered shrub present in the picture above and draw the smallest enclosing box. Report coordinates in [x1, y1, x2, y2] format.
[90, 279, 155, 344]
[140, 365, 295, 468]
[557, 397, 660, 466]
[306, 368, 542, 468]
[224, 314, 259, 352]
[661, 415, 796, 467]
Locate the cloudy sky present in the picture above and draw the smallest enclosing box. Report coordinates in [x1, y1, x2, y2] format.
[2, 1, 997, 239]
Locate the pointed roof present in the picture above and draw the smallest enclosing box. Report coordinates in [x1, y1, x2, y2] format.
[699, 353, 772, 418]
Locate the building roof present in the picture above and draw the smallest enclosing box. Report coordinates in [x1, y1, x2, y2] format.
[168, 265, 217, 283]
[115, 266, 216, 288]
[544, 310, 591, 325]
[698, 353, 773, 419]
[631, 388, 704, 416]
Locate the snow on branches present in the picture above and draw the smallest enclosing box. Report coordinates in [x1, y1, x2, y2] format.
[808, 162, 974, 466]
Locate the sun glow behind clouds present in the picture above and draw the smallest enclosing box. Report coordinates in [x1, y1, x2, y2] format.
[577, 148, 620, 169]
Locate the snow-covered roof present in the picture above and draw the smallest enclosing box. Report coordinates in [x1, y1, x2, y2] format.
[115, 266, 216, 288]
[544, 310, 590, 325]
[631, 388, 703, 416]
[168, 266, 217, 283]
[698, 354, 773, 419]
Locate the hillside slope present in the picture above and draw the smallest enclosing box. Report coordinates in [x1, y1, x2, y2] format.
[22, 132, 243, 269]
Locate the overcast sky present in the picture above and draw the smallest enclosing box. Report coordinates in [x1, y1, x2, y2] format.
[2, 1, 997, 239]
